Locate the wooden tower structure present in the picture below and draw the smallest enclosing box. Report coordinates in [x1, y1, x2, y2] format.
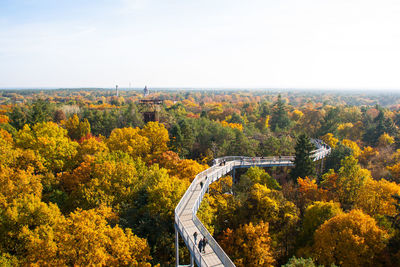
[138, 86, 163, 122]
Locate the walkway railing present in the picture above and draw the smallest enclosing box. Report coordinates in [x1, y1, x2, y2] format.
[175, 139, 331, 266]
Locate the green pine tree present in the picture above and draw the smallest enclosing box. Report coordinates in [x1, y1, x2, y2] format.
[270, 94, 291, 131]
[291, 134, 315, 182]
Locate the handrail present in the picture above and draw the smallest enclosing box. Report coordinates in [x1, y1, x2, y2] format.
[175, 139, 331, 266]
[175, 214, 209, 267]
[193, 215, 235, 267]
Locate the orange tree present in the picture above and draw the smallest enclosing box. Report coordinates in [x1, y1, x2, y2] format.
[312, 209, 388, 267]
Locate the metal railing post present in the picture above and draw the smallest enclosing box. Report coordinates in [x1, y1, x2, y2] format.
[175, 225, 179, 267]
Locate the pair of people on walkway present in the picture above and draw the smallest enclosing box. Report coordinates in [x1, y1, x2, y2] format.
[193, 232, 208, 253]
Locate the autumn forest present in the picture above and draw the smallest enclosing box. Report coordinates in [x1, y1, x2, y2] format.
[1, 89, 400, 266]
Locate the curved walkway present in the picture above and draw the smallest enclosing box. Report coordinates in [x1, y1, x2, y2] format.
[174, 140, 331, 267]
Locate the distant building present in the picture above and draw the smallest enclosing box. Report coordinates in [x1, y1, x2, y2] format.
[138, 99, 163, 123]
[144, 86, 149, 97]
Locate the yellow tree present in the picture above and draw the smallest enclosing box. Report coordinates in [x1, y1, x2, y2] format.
[140, 121, 169, 155]
[358, 146, 379, 166]
[240, 167, 281, 190]
[291, 110, 304, 122]
[67, 156, 145, 212]
[59, 157, 94, 193]
[243, 184, 299, 259]
[388, 162, 400, 183]
[0, 194, 62, 258]
[146, 166, 189, 222]
[21, 206, 152, 266]
[320, 133, 338, 148]
[342, 139, 361, 158]
[174, 159, 208, 181]
[0, 166, 42, 208]
[106, 127, 150, 158]
[313, 209, 388, 267]
[0, 129, 44, 173]
[15, 122, 78, 172]
[152, 151, 207, 181]
[61, 114, 91, 141]
[219, 221, 275, 267]
[297, 177, 331, 210]
[199, 176, 239, 234]
[355, 178, 400, 217]
[378, 133, 395, 147]
[298, 201, 343, 249]
[322, 156, 371, 209]
[76, 135, 109, 162]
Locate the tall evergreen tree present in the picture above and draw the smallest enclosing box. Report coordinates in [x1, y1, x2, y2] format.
[28, 99, 54, 125]
[291, 134, 315, 182]
[317, 107, 340, 136]
[270, 94, 291, 131]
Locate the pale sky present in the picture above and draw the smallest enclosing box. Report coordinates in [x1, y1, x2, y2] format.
[1, 0, 400, 89]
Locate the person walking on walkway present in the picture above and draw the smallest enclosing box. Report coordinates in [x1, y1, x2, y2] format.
[198, 238, 203, 253]
[202, 237, 208, 253]
[200, 181, 203, 189]
[193, 231, 198, 244]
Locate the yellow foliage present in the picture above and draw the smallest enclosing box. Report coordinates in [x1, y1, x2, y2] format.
[220, 120, 243, 131]
[209, 176, 233, 195]
[321, 133, 338, 148]
[291, 110, 304, 121]
[0, 194, 63, 258]
[219, 221, 275, 267]
[0, 129, 45, 173]
[21, 206, 152, 266]
[313, 209, 388, 267]
[146, 168, 189, 221]
[297, 177, 330, 207]
[0, 114, 9, 124]
[378, 133, 395, 147]
[61, 114, 91, 141]
[264, 115, 270, 129]
[358, 146, 379, 165]
[152, 151, 208, 181]
[175, 159, 208, 181]
[163, 100, 174, 108]
[337, 122, 353, 131]
[392, 149, 400, 161]
[387, 162, 400, 183]
[297, 201, 343, 253]
[342, 139, 361, 158]
[107, 127, 150, 158]
[321, 156, 371, 208]
[66, 157, 145, 211]
[60, 157, 94, 193]
[355, 179, 400, 217]
[244, 184, 299, 230]
[337, 122, 362, 140]
[15, 122, 78, 172]
[140, 121, 170, 155]
[0, 166, 42, 208]
[77, 136, 109, 161]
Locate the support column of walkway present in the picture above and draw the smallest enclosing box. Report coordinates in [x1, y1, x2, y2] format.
[175, 226, 179, 267]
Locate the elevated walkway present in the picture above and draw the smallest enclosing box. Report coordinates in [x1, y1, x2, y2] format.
[174, 140, 331, 266]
